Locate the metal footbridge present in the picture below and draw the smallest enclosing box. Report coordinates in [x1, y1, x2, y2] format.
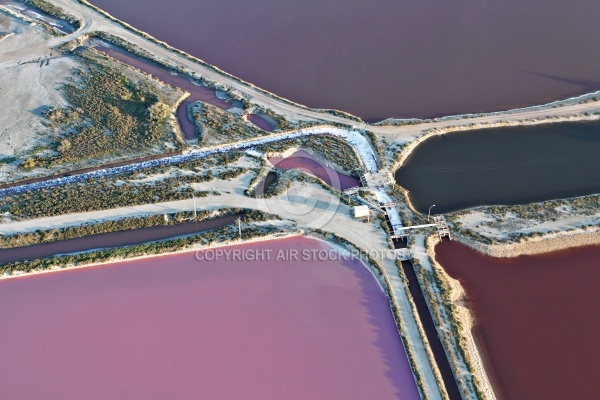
[391, 215, 452, 241]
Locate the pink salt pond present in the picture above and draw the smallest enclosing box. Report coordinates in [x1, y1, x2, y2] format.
[0, 237, 419, 400]
[247, 114, 275, 131]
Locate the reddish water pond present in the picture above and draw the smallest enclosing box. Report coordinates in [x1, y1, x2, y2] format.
[435, 241, 600, 400]
[89, 0, 600, 121]
[0, 237, 419, 400]
[269, 150, 360, 191]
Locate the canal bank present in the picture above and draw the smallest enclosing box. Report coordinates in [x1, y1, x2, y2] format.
[456, 229, 600, 258]
[391, 238, 462, 400]
[413, 235, 498, 400]
[0, 214, 241, 265]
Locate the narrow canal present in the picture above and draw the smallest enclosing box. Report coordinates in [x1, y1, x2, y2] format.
[384, 207, 461, 399]
[4, 0, 78, 33]
[0, 215, 239, 265]
[92, 42, 271, 141]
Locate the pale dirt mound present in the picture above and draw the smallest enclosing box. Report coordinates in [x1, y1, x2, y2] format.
[0, 56, 78, 156]
[0, 11, 75, 157]
[0, 13, 11, 31]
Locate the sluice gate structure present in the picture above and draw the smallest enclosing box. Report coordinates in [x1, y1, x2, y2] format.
[345, 170, 453, 244]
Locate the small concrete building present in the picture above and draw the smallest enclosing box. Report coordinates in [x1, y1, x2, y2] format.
[245, 149, 264, 159]
[353, 205, 370, 218]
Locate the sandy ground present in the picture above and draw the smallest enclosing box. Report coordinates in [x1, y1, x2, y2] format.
[0, 56, 78, 156]
[457, 230, 600, 258]
[456, 209, 600, 242]
[0, 13, 12, 32]
[453, 203, 600, 258]
[0, 11, 78, 157]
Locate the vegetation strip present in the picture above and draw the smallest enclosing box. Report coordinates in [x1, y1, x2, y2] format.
[0, 153, 247, 220]
[0, 209, 279, 272]
[0, 126, 368, 198]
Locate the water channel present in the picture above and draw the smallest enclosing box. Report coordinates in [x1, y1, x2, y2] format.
[268, 150, 361, 191]
[92, 42, 271, 141]
[0, 215, 239, 265]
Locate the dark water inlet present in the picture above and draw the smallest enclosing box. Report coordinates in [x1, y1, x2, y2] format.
[385, 207, 460, 398]
[0, 214, 239, 265]
[436, 241, 600, 399]
[399, 258, 462, 400]
[247, 114, 275, 131]
[395, 121, 600, 214]
[253, 171, 277, 197]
